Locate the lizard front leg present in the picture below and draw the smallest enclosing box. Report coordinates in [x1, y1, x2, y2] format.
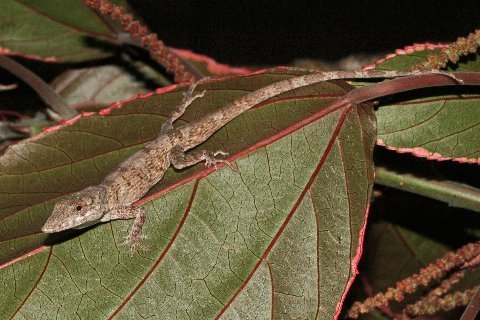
[101, 206, 147, 253]
[169, 145, 233, 170]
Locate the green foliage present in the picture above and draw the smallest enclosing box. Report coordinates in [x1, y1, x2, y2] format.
[0, 1, 479, 319]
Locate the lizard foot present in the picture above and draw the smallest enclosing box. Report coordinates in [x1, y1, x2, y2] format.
[122, 233, 149, 255]
[204, 150, 239, 171]
[179, 77, 210, 109]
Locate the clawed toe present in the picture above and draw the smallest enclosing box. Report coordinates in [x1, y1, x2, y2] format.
[203, 150, 239, 171]
[204, 151, 226, 168]
[213, 150, 228, 157]
[122, 234, 149, 255]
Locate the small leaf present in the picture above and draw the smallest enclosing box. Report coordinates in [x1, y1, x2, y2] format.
[0, 0, 126, 62]
[376, 95, 480, 163]
[0, 68, 375, 318]
[372, 47, 480, 163]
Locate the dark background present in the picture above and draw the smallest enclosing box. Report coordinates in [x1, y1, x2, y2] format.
[128, 0, 480, 66]
[125, 0, 480, 189]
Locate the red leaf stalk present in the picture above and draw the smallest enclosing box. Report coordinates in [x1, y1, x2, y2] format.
[84, 0, 195, 83]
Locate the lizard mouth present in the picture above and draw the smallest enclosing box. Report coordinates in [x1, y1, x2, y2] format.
[73, 220, 99, 229]
[42, 217, 78, 233]
[41, 219, 98, 233]
[41, 224, 59, 233]
[41, 221, 70, 233]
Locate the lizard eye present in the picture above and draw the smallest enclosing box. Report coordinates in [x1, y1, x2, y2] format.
[75, 205, 82, 211]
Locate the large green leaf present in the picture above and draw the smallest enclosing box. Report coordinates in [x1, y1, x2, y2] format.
[371, 49, 480, 163]
[0, 0, 128, 62]
[0, 68, 375, 319]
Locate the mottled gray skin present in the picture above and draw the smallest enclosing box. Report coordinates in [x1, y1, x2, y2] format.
[102, 136, 173, 208]
[42, 69, 457, 252]
[42, 186, 108, 232]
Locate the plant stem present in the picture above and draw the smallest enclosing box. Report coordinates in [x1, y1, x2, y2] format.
[461, 286, 480, 320]
[0, 55, 77, 120]
[375, 166, 480, 212]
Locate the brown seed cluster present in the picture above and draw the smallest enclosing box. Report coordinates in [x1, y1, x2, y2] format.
[84, 0, 195, 83]
[404, 270, 465, 317]
[347, 241, 480, 318]
[412, 29, 480, 70]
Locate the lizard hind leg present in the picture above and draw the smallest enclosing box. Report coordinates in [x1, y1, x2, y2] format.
[160, 77, 209, 133]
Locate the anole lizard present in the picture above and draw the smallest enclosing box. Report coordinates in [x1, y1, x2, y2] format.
[42, 69, 460, 252]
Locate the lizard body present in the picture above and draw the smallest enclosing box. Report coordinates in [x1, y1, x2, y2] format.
[42, 69, 458, 252]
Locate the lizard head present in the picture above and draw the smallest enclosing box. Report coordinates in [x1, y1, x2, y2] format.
[42, 186, 108, 233]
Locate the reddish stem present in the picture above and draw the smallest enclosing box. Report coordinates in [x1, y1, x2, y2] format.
[461, 287, 480, 320]
[339, 72, 480, 106]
